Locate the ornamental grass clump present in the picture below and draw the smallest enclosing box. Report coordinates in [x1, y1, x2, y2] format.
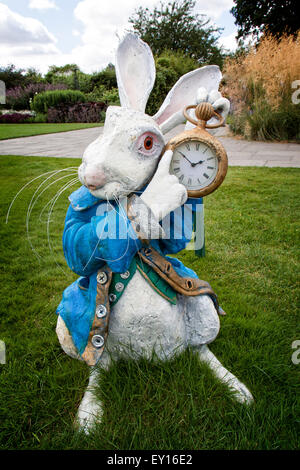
[223, 32, 300, 141]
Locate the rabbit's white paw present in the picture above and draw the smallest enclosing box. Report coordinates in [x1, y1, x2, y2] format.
[197, 345, 254, 405]
[76, 388, 103, 433]
[228, 378, 254, 405]
[197, 87, 230, 121]
[141, 149, 187, 221]
[75, 365, 108, 433]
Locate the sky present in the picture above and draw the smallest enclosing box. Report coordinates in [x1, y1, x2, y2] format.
[0, 0, 238, 75]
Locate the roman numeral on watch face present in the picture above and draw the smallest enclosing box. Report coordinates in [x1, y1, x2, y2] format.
[170, 140, 218, 190]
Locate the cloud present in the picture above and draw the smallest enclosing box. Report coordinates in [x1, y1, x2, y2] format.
[218, 31, 238, 51]
[0, 2, 61, 72]
[29, 0, 59, 10]
[0, 3, 57, 45]
[194, 0, 234, 21]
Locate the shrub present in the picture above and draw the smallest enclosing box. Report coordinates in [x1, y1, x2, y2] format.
[90, 65, 117, 90]
[100, 88, 120, 106]
[146, 50, 199, 116]
[5, 86, 31, 110]
[146, 65, 178, 115]
[247, 102, 300, 141]
[85, 85, 107, 102]
[47, 101, 107, 123]
[223, 32, 300, 141]
[45, 65, 95, 93]
[0, 65, 27, 90]
[32, 89, 86, 114]
[33, 113, 48, 123]
[5, 83, 67, 111]
[66, 102, 107, 123]
[0, 112, 32, 123]
[85, 86, 120, 106]
[156, 50, 199, 77]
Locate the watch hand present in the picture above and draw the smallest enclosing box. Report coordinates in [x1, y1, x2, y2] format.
[178, 151, 193, 165]
[190, 160, 204, 167]
[178, 151, 205, 167]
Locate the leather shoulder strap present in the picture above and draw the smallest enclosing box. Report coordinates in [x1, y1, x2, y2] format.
[138, 246, 225, 316]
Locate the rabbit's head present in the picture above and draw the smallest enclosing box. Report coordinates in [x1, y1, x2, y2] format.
[78, 33, 222, 200]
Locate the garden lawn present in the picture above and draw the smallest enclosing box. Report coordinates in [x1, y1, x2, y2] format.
[0, 123, 103, 140]
[0, 155, 299, 450]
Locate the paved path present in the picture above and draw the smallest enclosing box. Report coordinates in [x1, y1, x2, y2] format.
[0, 125, 299, 167]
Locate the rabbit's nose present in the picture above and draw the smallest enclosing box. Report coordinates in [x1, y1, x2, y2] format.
[84, 167, 106, 190]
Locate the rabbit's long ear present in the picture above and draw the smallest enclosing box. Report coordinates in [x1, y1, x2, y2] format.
[153, 65, 222, 129]
[115, 33, 155, 113]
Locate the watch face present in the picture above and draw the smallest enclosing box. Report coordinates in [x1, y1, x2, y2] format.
[170, 140, 218, 191]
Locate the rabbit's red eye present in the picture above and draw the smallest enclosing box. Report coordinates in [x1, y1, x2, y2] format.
[136, 131, 164, 157]
[144, 136, 153, 150]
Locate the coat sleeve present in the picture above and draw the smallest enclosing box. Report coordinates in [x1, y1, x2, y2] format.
[158, 198, 200, 255]
[62, 204, 142, 276]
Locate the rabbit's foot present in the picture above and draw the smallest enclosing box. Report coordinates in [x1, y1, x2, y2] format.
[197, 345, 254, 405]
[76, 353, 111, 433]
[76, 387, 103, 433]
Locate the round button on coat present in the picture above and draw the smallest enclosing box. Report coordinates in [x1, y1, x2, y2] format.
[120, 271, 130, 280]
[115, 282, 124, 292]
[91, 334, 104, 349]
[96, 304, 107, 319]
[97, 271, 108, 284]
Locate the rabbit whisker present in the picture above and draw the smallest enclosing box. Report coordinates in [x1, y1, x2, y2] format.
[6, 167, 78, 224]
[26, 172, 78, 259]
[82, 192, 123, 271]
[38, 173, 78, 222]
[81, 191, 116, 271]
[86, 193, 132, 267]
[46, 177, 80, 273]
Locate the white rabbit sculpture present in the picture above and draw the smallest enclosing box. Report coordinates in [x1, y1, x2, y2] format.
[56, 33, 253, 432]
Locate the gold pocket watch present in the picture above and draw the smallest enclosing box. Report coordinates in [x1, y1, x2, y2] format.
[165, 102, 228, 198]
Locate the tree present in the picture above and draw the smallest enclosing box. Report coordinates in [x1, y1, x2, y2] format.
[45, 64, 81, 89]
[0, 65, 26, 90]
[129, 0, 224, 66]
[90, 64, 117, 90]
[231, 0, 299, 39]
[25, 68, 43, 84]
[147, 49, 200, 114]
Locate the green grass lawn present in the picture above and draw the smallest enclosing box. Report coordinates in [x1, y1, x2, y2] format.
[0, 123, 103, 140]
[0, 155, 299, 450]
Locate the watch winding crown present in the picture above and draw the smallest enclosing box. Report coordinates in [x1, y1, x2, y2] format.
[194, 102, 215, 123]
[183, 102, 224, 129]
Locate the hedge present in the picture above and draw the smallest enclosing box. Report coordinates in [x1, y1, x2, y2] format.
[32, 89, 86, 114]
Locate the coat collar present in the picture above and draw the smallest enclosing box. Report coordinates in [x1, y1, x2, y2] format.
[68, 186, 147, 212]
[69, 186, 102, 211]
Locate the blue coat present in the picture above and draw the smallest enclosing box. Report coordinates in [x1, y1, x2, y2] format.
[56, 186, 203, 357]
